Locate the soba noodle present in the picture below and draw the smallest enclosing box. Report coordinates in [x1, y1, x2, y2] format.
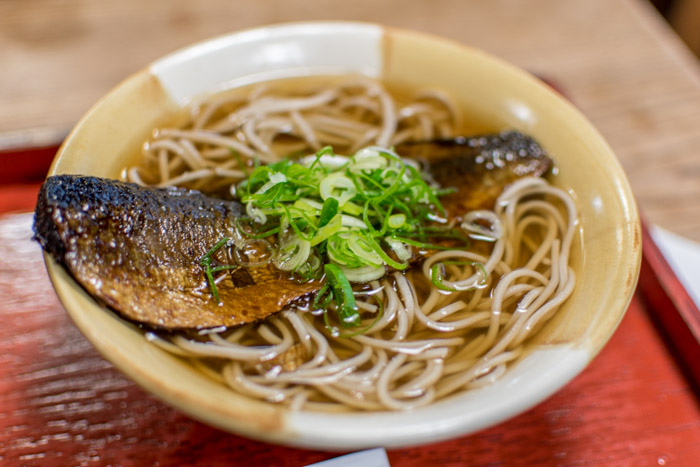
[128, 77, 577, 412]
[126, 78, 456, 191]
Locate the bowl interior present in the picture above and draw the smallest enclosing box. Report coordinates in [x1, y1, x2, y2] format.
[46, 22, 641, 449]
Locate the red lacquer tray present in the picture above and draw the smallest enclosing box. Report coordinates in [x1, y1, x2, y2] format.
[1, 144, 699, 466]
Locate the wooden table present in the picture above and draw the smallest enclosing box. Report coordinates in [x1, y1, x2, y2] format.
[2, 0, 699, 465]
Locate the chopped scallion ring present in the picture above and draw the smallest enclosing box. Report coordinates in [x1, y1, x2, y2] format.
[324, 264, 360, 328]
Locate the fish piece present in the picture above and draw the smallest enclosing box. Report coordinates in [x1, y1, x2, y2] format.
[34, 175, 319, 330]
[396, 130, 553, 216]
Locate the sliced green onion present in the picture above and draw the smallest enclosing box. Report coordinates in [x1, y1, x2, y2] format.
[210, 265, 239, 273]
[199, 237, 233, 304]
[293, 197, 322, 212]
[246, 202, 267, 224]
[390, 235, 465, 251]
[404, 164, 447, 216]
[280, 205, 316, 242]
[203, 264, 220, 303]
[346, 233, 384, 268]
[312, 283, 332, 310]
[324, 264, 360, 328]
[318, 198, 339, 228]
[340, 200, 363, 216]
[319, 172, 356, 207]
[361, 233, 408, 270]
[199, 237, 231, 265]
[387, 213, 406, 229]
[305, 146, 343, 170]
[327, 234, 365, 269]
[430, 263, 457, 292]
[333, 295, 385, 338]
[255, 171, 287, 195]
[348, 148, 388, 172]
[274, 236, 311, 271]
[385, 236, 412, 262]
[429, 260, 488, 293]
[435, 187, 457, 197]
[244, 225, 280, 239]
[339, 264, 385, 283]
[310, 213, 341, 247]
[341, 214, 368, 229]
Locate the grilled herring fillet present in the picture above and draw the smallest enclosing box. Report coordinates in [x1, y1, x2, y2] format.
[396, 131, 552, 215]
[34, 131, 552, 331]
[34, 175, 319, 330]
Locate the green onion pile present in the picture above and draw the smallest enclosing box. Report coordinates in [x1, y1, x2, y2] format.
[237, 145, 466, 276]
[203, 145, 471, 330]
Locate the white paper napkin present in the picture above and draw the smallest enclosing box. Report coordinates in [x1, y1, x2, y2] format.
[650, 225, 700, 311]
[305, 448, 390, 467]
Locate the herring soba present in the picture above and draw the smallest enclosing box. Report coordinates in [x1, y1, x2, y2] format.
[125, 77, 577, 412]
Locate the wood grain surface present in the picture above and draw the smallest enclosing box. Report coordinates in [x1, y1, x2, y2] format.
[1, 211, 699, 465]
[1, 0, 699, 243]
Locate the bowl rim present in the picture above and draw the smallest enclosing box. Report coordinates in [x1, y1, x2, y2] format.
[45, 20, 641, 450]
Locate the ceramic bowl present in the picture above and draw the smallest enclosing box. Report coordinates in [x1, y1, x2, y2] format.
[44, 21, 641, 450]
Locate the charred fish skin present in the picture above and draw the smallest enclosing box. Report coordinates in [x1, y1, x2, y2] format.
[396, 130, 553, 214]
[33, 175, 318, 330]
[34, 175, 243, 272]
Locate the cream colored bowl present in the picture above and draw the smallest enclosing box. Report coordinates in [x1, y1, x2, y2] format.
[45, 22, 641, 449]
